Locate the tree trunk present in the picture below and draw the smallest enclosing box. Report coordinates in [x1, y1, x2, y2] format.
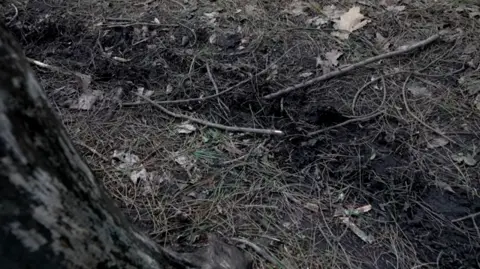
[0, 23, 250, 269]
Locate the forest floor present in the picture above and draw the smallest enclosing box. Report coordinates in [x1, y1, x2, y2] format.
[3, 0, 480, 268]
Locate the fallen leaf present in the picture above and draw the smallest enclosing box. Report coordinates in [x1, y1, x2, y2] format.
[70, 90, 103, 110]
[306, 16, 329, 26]
[245, 4, 256, 16]
[112, 150, 140, 167]
[474, 94, 480, 110]
[325, 50, 343, 66]
[166, 84, 173, 94]
[341, 217, 374, 243]
[322, 5, 343, 20]
[299, 71, 313, 78]
[355, 204, 372, 214]
[112, 56, 131, 62]
[408, 84, 432, 98]
[427, 137, 449, 149]
[204, 11, 219, 19]
[304, 202, 319, 213]
[76, 73, 92, 92]
[434, 180, 455, 193]
[137, 87, 153, 98]
[130, 167, 147, 184]
[285, 1, 310, 16]
[176, 122, 197, 134]
[332, 6, 370, 40]
[208, 33, 217, 44]
[386, 5, 406, 12]
[452, 153, 477, 166]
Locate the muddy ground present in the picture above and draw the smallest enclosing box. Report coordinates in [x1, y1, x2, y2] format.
[2, 0, 480, 268]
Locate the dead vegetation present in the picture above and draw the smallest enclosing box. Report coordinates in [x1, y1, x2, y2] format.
[2, 0, 480, 268]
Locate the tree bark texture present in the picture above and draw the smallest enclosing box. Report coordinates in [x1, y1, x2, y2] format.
[0, 23, 249, 269]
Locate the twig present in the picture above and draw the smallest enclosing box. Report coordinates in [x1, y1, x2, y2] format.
[136, 94, 284, 135]
[7, 3, 18, 24]
[74, 141, 109, 162]
[309, 76, 387, 136]
[451, 211, 480, 223]
[231, 237, 285, 269]
[401, 75, 458, 145]
[206, 63, 230, 114]
[352, 76, 382, 115]
[123, 45, 298, 106]
[307, 110, 385, 137]
[27, 58, 92, 92]
[263, 33, 441, 99]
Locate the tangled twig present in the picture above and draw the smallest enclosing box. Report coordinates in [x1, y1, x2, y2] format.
[263, 34, 441, 99]
[136, 94, 284, 135]
[401, 75, 458, 145]
[308, 76, 387, 136]
[123, 45, 298, 106]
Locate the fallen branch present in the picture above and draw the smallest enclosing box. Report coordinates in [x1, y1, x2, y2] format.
[231, 238, 285, 269]
[401, 75, 458, 145]
[263, 34, 441, 99]
[27, 58, 92, 91]
[309, 76, 387, 136]
[123, 45, 298, 106]
[136, 94, 284, 136]
[452, 211, 480, 223]
[307, 110, 385, 137]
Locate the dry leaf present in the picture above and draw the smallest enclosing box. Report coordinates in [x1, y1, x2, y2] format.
[209, 33, 217, 44]
[245, 4, 256, 16]
[452, 153, 477, 166]
[332, 7, 370, 40]
[306, 16, 329, 26]
[176, 122, 196, 134]
[285, 1, 310, 16]
[355, 204, 372, 214]
[474, 94, 480, 110]
[427, 137, 449, 149]
[341, 217, 374, 243]
[434, 180, 455, 193]
[112, 150, 140, 167]
[76, 73, 92, 92]
[325, 50, 343, 66]
[304, 202, 319, 213]
[386, 5, 405, 12]
[299, 71, 313, 78]
[204, 11, 219, 19]
[130, 167, 147, 184]
[166, 84, 173, 94]
[322, 5, 343, 20]
[70, 90, 103, 110]
[408, 84, 432, 98]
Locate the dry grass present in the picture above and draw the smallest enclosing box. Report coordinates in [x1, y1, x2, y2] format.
[3, 0, 480, 268]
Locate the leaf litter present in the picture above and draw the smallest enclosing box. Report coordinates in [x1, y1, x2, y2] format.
[70, 90, 104, 110]
[332, 6, 371, 40]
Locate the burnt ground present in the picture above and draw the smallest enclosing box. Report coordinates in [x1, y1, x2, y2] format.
[2, 0, 480, 268]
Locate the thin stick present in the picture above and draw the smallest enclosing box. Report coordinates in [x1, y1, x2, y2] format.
[263, 33, 441, 99]
[308, 110, 385, 136]
[123, 45, 298, 106]
[231, 238, 285, 269]
[401, 75, 458, 145]
[206, 63, 230, 114]
[309, 76, 387, 136]
[451, 211, 480, 223]
[27, 58, 92, 92]
[74, 141, 109, 162]
[137, 94, 284, 135]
